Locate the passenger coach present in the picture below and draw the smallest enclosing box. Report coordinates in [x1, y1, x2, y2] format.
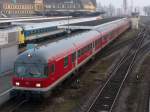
[12, 18, 130, 93]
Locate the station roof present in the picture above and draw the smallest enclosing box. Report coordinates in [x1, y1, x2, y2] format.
[17, 17, 73, 24]
[0, 17, 69, 25]
[58, 17, 123, 30]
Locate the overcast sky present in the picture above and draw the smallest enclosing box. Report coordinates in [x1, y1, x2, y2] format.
[97, 0, 150, 8]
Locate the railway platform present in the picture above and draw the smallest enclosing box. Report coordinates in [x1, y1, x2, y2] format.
[0, 72, 13, 106]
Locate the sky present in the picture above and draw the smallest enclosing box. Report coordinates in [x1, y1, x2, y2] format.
[97, 0, 150, 8]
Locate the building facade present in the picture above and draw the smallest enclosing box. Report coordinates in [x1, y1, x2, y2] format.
[0, 0, 97, 16]
[80, 0, 96, 12]
[44, 0, 96, 12]
[2, 3, 35, 15]
[44, 0, 82, 11]
[1, 0, 35, 16]
[34, 0, 44, 11]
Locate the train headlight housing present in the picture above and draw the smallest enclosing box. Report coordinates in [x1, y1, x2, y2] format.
[36, 83, 41, 88]
[27, 53, 32, 58]
[16, 82, 20, 86]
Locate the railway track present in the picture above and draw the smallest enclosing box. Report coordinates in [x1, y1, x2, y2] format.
[83, 28, 147, 112]
[6, 28, 148, 112]
[0, 23, 146, 112]
[0, 95, 28, 112]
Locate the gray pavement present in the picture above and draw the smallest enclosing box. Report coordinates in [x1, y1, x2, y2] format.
[0, 74, 13, 94]
[0, 73, 13, 105]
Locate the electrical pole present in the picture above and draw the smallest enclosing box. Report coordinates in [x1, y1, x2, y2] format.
[131, 0, 133, 12]
[123, 0, 127, 15]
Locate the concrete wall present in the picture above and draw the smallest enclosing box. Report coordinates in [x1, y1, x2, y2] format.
[0, 45, 18, 74]
[0, 29, 18, 75]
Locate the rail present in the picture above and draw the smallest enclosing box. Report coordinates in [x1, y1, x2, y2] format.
[85, 27, 147, 112]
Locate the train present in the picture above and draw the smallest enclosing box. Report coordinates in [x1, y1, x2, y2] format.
[12, 18, 131, 95]
[16, 16, 99, 44]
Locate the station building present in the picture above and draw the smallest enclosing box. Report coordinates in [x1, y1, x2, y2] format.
[0, 0, 35, 16]
[0, 0, 97, 16]
[44, 0, 96, 12]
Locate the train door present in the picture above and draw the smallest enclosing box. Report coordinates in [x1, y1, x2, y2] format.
[92, 41, 95, 53]
[102, 35, 107, 47]
[63, 55, 71, 74]
[71, 52, 76, 68]
[48, 61, 57, 80]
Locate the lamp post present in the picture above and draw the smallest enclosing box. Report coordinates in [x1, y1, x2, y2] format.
[65, 1, 73, 34]
[0, 1, 1, 9]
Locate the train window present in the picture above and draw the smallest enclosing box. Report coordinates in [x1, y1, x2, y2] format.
[87, 45, 89, 50]
[21, 30, 23, 34]
[46, 28, 49, 32]
[89, 44, 91, 49]
[95, 39, 100, 47]
[83, 47, 86, 53]
[44, 28, 46, 32]
[99, 39, 101, 43]
[33, 30, 35, 34]
[81, 49, 84, 55]
[95, 40, 98, 47]
[38, 29, 40, 33]
[64, 56, 69, 67]
[35, 30, 37, 34]
[90, 44, 92, 49]
[15, 64, 46, 78]
[86, 45, 89, 51]
[28, 31, 31, 36]
[49, 64, 55, 74]
[31, 30, 33, 35]
[85, 46, 87, 52]
[78, 50, 81, 57]
[40, 29, 42, 33]
[72, 52, 76, 63]
[43, 29, 45, 32]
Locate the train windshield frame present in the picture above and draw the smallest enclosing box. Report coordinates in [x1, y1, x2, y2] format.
[14, 63, 48, 78]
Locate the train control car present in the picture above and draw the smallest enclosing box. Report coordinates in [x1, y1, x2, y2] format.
[12, 18, 130, 94]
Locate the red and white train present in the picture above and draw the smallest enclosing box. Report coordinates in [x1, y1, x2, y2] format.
[12, 18, 131, 93]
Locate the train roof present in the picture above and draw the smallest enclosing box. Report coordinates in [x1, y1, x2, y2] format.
[16, 18, 129, 64]
[16, 30, 99, 64]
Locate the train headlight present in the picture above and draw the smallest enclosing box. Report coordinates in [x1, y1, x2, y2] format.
[16, 82, 20, 86]
[27, 53, 32, 58]
[36, 83, 41, 88]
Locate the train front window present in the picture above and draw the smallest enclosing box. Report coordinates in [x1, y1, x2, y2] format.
[15, 63, 47, 78]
